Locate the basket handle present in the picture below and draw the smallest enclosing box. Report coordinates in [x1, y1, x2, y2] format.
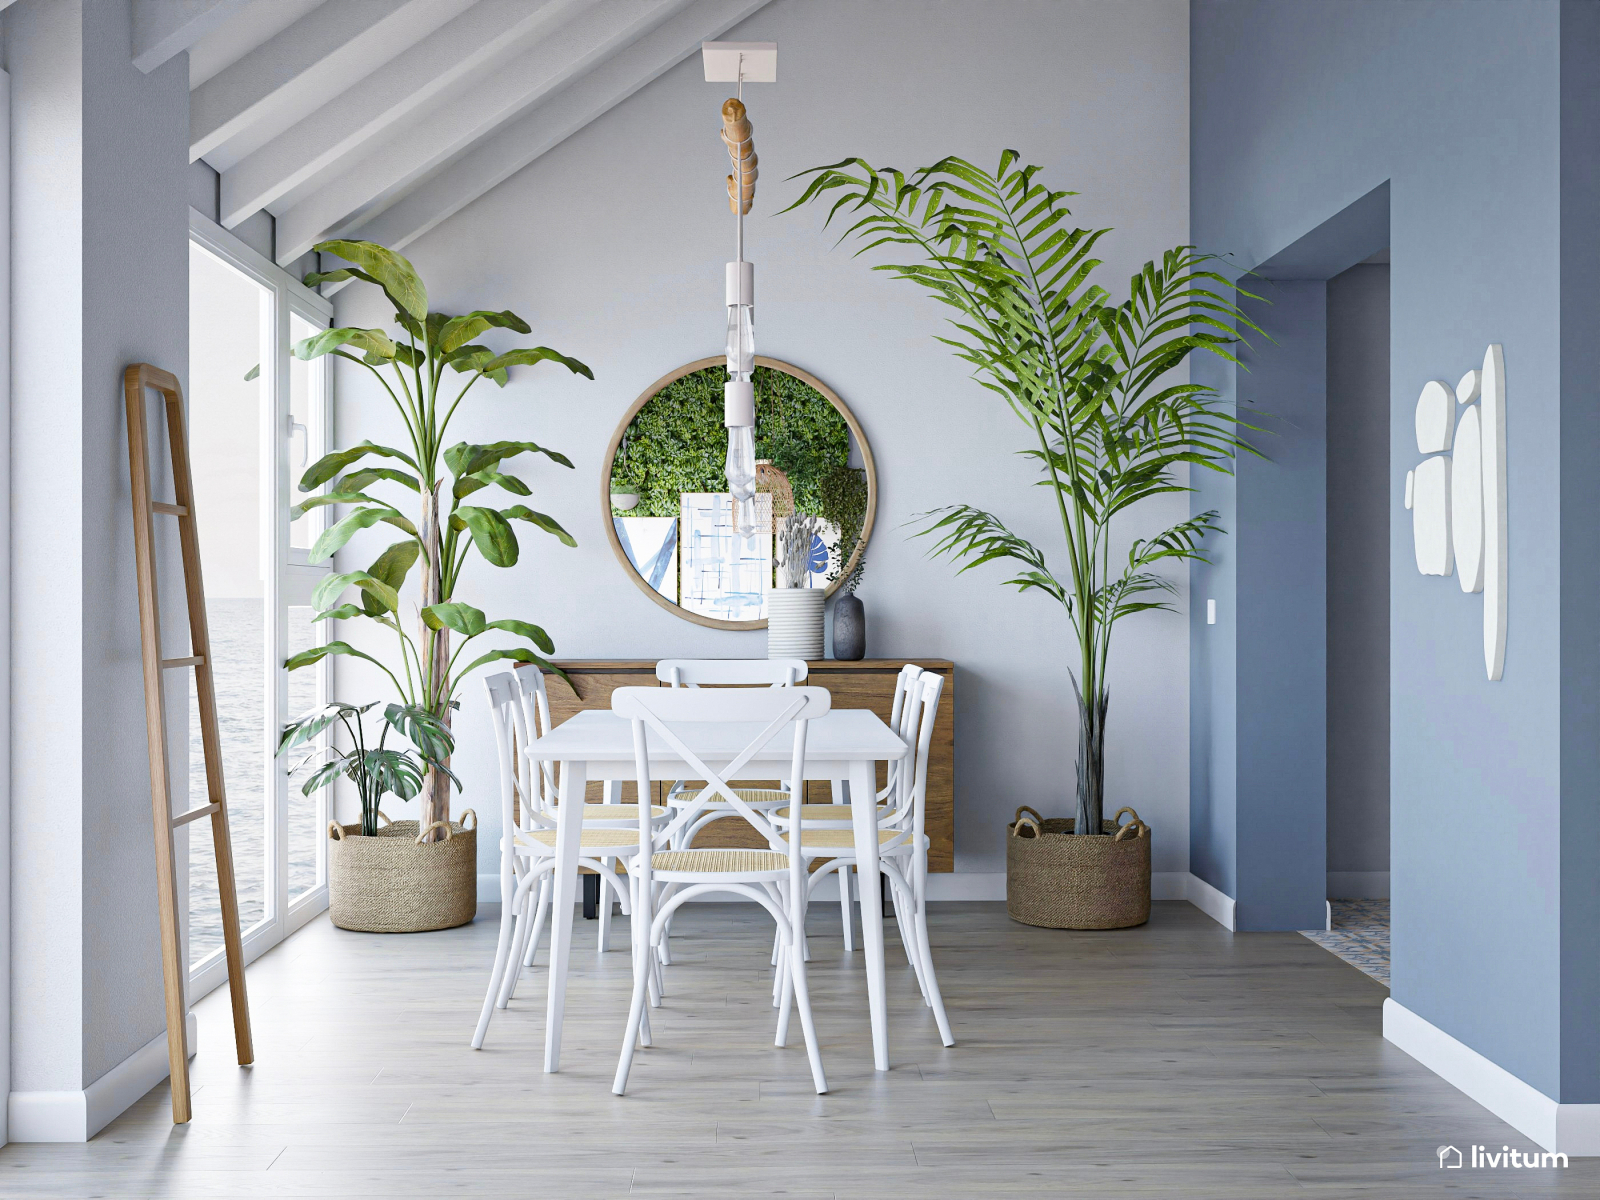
[376, 810, 393, 827]
[416, 820, 453, 844]
[328, 821, 344, 841]
[460, 808, 477, 831]
[1011, 805, 1044, 839]
[1113, 806, 1148, 842]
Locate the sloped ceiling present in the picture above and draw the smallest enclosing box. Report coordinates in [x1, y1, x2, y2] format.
[136, 0, 771, 265]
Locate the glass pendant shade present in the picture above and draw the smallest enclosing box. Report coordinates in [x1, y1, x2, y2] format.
[723, 260, 757, 538]
[724, 398, 757, 538]
[726, 300, 754, 377]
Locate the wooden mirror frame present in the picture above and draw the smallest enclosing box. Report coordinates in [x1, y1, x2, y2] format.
[601, 356, 878, 631]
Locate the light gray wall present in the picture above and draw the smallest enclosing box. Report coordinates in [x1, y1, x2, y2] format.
[330, 0, 1194, 878]
[1325, 262, 1390, 888]
[8, 0, 87, 1101]
[7, 0, 189, 1092]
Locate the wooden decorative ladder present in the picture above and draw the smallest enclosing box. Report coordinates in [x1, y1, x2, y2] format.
[124, 364, 254, 1123]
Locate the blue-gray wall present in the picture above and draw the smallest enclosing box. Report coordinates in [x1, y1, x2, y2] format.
[1191, 0, 1598, 1102]
[1557, 0, 1600, 1105]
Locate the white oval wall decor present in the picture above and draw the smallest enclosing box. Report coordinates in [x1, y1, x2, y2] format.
[1411, 455, 1453, 576]
[1481, 344, 1507, 681]
[1414, 379, 1457, 453]
[1404, 344, 1507, 681]
[1450, 404, 1484, 593]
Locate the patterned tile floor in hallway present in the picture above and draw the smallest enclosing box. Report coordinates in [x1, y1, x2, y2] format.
[1301, 899, 1391, 985]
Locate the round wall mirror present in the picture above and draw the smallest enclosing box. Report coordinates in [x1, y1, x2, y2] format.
[602, 356, 876, 630]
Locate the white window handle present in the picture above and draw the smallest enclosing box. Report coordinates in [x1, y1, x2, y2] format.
[288, 417, 308, 470]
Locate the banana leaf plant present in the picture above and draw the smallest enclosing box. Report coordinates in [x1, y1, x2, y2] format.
[286, 239, 592, 841]
[786, 152, 1261, 836]
[278, 701, 456, 838]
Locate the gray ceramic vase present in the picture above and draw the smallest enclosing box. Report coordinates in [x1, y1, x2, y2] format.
[832, 592, 866, 661]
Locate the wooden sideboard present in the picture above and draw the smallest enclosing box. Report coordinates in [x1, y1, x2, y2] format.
[533, 659, 953, 871]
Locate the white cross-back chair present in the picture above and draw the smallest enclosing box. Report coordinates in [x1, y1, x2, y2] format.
[610, 684, 831, 1096]
[471, 672, 661, 1051]
[654, 659, 807, 961]
[506, 665, 666, 956]
[656, 658, 809, 687]
[513, 663, 666, 826]
[782, 670, 954, 1047]
[772, 663, 924, 951]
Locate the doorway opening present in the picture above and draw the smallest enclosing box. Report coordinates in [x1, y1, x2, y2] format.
[1318, 250, 1392, 980]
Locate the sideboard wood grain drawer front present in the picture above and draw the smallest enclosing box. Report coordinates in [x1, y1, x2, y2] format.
[536, 660, 953, 872]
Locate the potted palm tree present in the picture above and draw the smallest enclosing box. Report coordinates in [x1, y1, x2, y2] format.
[789, 152, 1259, 928]
[287, 239, 590, 929]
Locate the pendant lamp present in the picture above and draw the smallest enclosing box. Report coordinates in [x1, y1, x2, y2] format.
[703, 41, 776, 538]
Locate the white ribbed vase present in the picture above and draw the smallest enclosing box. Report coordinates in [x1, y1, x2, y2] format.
[765, 587, 825, 659]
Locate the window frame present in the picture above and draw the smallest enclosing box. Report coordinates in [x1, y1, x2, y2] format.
[186, 209, 334, 1000]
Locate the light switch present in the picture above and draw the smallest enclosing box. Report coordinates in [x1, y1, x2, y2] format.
[1207, 599, 1216, 625]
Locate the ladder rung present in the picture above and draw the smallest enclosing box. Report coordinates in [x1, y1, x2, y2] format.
[170, 801, 222, 828]
[162, 656, 205, 669]
[152, 501, 189, 516]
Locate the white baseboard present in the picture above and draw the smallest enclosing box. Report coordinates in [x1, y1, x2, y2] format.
[1383, 998, 1600, 1156]
[927, 871, 1003, 901]
[480, 870, 1237, 928]
[8, 1012, 196, 1142]
[1328, 870, 1390, 898]
[1176, 872, 1236, 930]
[922, 872, 1232, 913]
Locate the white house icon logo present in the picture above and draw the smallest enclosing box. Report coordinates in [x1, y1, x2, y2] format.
[1437, 1145, 1463, 1168]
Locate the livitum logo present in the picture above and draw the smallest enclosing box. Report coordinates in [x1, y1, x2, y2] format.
[1436, 1143, 1569, 1169]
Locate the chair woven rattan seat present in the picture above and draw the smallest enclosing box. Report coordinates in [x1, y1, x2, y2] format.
[651, 849, 789, 873]
[667, 787, 789, 807]
[774, 803, 890, 820]
[516, 828, 639, 849]
[781, 829, 905, 849]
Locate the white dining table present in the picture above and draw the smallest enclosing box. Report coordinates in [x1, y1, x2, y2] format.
[523, 706, 908, 1074]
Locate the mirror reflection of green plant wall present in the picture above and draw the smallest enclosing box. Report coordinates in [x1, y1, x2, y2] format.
[611, 365, 849, 516]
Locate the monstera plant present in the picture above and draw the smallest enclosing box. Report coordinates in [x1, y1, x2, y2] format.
[287, 240, 591, 841]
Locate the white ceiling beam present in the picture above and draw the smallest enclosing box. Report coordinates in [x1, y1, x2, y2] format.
[220, 0, 591, 228]
[190, 0, 476, 166]
[273, 0, 701, 263]
[187, 0, 329, 89]
[347, 0, 771, 257]
[132, 0, 254, 74]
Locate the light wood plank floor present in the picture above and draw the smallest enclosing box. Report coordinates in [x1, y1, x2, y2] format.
[6, 901, 1595, 1198]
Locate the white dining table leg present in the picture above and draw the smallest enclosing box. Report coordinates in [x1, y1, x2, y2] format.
[544, 758, 586, 1073]
[850, 757, 889, 1071]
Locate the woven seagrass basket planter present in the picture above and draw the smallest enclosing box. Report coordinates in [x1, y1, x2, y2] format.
[327, 811, 477, 933]
[1006, 804, 1151, 929]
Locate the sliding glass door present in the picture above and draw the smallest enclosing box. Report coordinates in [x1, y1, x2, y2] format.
[186, 215, 332, 994]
